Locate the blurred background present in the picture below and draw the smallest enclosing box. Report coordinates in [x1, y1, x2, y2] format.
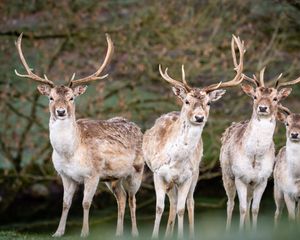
[0, 0, 300, 239]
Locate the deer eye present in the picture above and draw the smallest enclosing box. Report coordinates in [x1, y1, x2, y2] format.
[273, 97, 278, 101]
[286, 122, 289, 127]
[70, 97, 74, 101]
[49, 97, 54, 101]
[207, 102, 211, 106]
[185, 100, 190, 105]
[254, 96, 257, 100]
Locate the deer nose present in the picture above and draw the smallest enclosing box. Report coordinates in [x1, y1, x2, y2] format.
[291, 133, 299, 139]
[259, 106, 268, 112]
[56, 109, 66, 116]
[195, 115, 204, 123]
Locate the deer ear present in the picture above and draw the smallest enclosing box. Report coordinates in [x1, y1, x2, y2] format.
[241, 84, 255, 97]
[172, 86, 187, 101]
[73, 85, 87, 97]
[209, 89, 226, 102]
[278, 88, 292, 101]
[276, 111, 287, 123]
[37, 84, 51, 96]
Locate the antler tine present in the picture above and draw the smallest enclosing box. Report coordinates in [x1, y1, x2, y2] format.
[278, 104, 291, 115]
[277, 76, 300, 89]
[203, 35, 245, 93]
[70, 33, 114, 87]
[181, 65, 192, 90]
[274, 73, 283, 88]
[159, 65, 191, 91]
[14, 33, 54, 86]
[259, 66, 266, 87]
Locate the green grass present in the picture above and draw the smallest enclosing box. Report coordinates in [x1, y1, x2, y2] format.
[1, 206, 300, 240]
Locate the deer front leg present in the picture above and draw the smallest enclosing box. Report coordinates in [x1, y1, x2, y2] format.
[53, 175, 77, 237]
[235, 178, 248, 231]
[177, 177, 193, 239]
[274, 183, 284, 227]
[81, 176, 99, 237]
[165, 187, 177, 238]
[251, 180, 267, 230]
[152, 173, 166, 239]
[284, 193, 296, 221]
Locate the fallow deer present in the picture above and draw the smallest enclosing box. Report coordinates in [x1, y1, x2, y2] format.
[220, 67, 300, 230]
[274, 103, 300, 224]
[143, 35, 245, 238]
[15, 33, 144, 237]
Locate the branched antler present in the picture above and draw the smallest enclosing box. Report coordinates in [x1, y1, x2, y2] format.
[159, 35, 246, 93]
[69, 34, 114, 87]
[202, 35, 246, 93]
[159, 64, 192, 91]
[15, 33, 55, 86]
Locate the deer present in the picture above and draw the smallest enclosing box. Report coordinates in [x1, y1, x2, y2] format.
[274, 101, 300, 225]
[220, 65, 300, 230]
[142, 35, 245, 239]
[14, 33, 144, 237]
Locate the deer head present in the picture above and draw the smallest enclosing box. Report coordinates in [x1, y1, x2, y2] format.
[277, 105, 300, 142]
[241, 67, 300, 119]
[15, 33, 113, 120]
[159, 35, 245, 125]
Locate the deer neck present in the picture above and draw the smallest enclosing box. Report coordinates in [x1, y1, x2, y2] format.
[286, 139, 300, 178]
[244, 112, 276, 155]
[174, 113, 204, 149]
[49, 115, 79, 158]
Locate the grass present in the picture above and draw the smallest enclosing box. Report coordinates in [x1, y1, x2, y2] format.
[1, 203, 300, 240]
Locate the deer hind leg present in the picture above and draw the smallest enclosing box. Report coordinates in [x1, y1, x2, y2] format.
[81, 176, 100, 237]
[124, 166, 144, 237]
[106, 180, 127, 237]
[53, 175, 77, 237]
[235, 178, 247, 231]
[165, 186, 177, 238]
[177, 177, 193, 239]
[274, 183, 284, 227]
[223, 174, 236, 231]
[284, 193, 296, 221]
[152, 173, 167, 239]
[251, 180, 268, 231]
[186, 172, 199, 239]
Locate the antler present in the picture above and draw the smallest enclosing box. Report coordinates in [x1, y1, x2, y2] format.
[15, 33, 55, 86]
[69, 33, 114, 87]
[276, 76, 300, 89]
[202, 35, 246, 93]
[159, 64, 192, 91]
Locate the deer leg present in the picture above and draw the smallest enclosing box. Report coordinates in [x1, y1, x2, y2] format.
[152, 173, 166, 239]
[106, 181, 127, 236]
[223, 174, 236, 231]
[165, 186, 177, 238]
[186, 172, 198, 239]
[177, 177, 193, 239]
[251, 180, 267, 231]
[284, 193, 296, 221]
[235, 178, 248, 231]
[297, 201, 300, 222]
[53, 175, 77, 237]
[81, 176, 99, 237]
[124, 173, 143, 237]
[274, 183, 284, 227]
[245, 187, 253, 230]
